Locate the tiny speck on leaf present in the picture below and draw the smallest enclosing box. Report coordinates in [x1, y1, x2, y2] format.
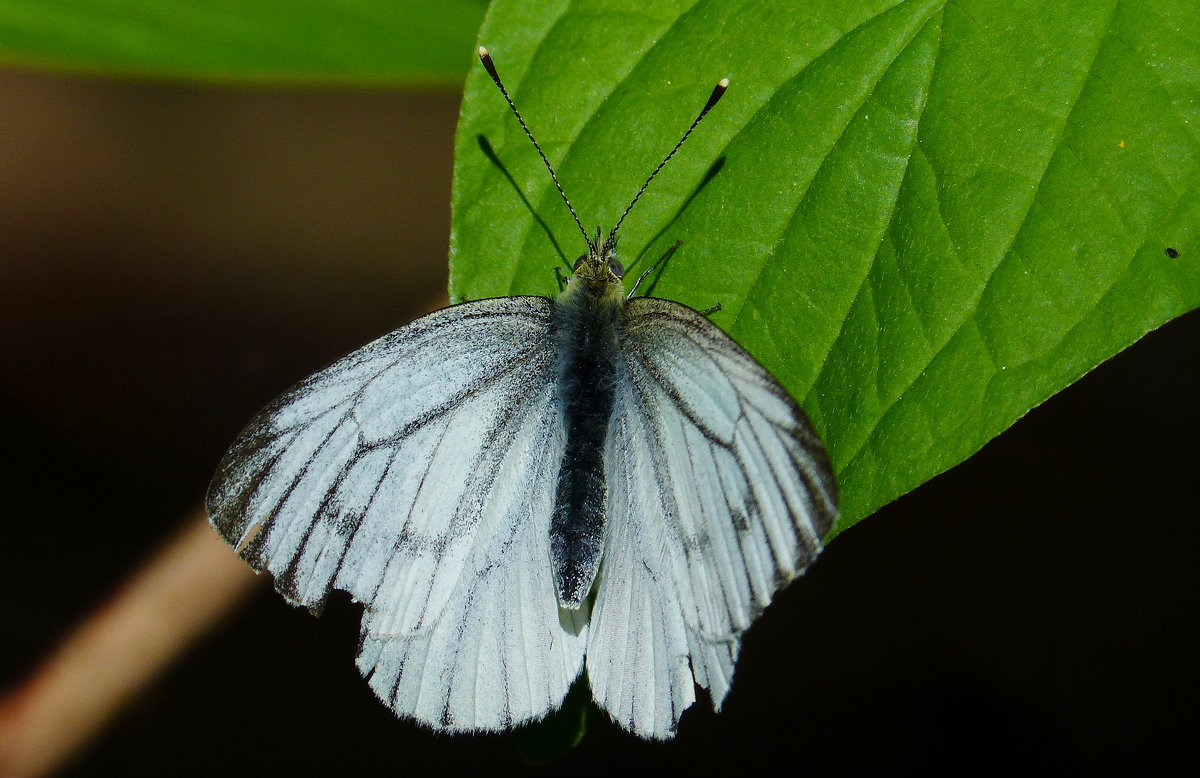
[1165, 247, 1179, 258]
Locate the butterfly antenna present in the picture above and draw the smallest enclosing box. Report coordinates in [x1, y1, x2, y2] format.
[478, 47, 593, 251]
[608, 77, 729, 242]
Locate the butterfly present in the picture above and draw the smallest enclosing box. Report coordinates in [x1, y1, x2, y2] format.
[207, 47, 838, 739]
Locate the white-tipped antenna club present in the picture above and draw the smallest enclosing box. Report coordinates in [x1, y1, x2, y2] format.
[479, 46, 729, 253]
[478, 47, 592, 250]
[608, 76, 729, 242]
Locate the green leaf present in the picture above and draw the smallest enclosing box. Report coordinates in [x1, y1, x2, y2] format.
[451, 0, 1200, 536]
[511, 675, 592, 764]
[0, 0, 487, 86]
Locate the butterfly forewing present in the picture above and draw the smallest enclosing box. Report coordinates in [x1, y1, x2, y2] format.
[207, 296, 587, 731]
[586, 297, 838, 738]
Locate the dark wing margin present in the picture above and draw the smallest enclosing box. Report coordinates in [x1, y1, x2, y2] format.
[206, 295, 587, 731]
[586, 297, 838, 738]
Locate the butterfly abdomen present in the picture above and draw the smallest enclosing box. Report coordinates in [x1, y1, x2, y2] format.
[549, 278, 623, 609]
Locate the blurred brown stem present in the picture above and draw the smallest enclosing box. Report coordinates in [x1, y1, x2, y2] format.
[0, 511, 259, 778]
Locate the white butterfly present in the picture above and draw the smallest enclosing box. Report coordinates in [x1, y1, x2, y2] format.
[207, 48, 838, 739]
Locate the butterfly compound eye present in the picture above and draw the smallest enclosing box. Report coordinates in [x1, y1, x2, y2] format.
[572, 255, 587, 272]
[608, 258, 625, 278]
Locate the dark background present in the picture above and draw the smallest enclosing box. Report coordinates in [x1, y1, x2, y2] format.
[2, 67, 1196, 776]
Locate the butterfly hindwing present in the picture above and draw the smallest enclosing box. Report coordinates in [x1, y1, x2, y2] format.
[206, 296, 587, 731]
[586, 297, 838, 738]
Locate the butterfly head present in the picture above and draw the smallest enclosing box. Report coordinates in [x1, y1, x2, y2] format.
[571, 228, 624, 288]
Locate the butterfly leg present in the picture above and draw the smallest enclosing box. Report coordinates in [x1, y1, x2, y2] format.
[627, 240, 682, 299]
[697, 303, 722, 316]
[555, 266, 567, 292]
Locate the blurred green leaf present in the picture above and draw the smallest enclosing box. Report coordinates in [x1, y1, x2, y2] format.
[451, 0, 1200, 535]
[0, 0, 487, 86]
[511, 675, 591, 764]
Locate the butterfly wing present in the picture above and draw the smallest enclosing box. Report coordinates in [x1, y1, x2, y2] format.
[207, 296, 586, 731]
[586, 297, 838, 738]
